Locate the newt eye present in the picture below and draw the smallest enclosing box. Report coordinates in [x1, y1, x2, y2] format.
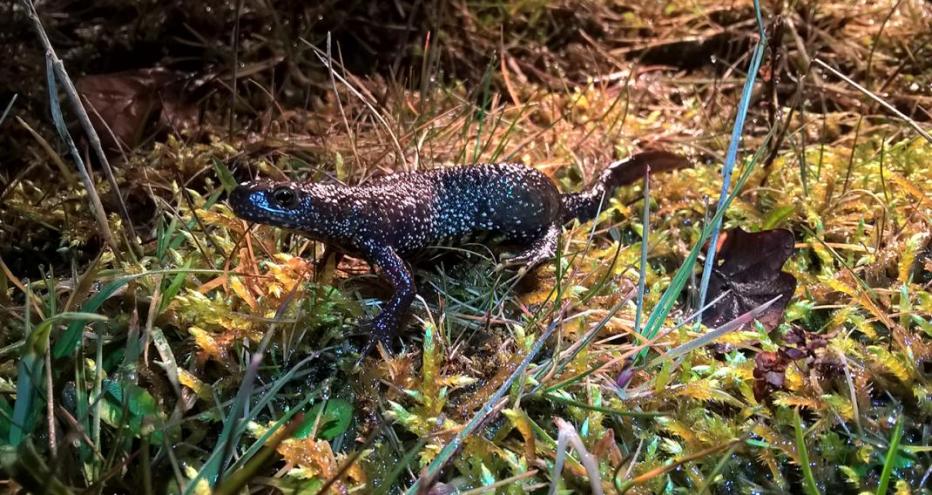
[271, 187, 299, 209]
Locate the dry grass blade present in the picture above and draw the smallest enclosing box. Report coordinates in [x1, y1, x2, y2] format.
[814, 58, 932, 144]
[19, 0, 139, 252]
[303, 37, 409, 172]
[549, 417, 604, 495]
[648, 294, 784, 368]
[0, 94, 17, 126]
[19, 1, 121, 259]
[15, 116, 77, 184]
[615, 439, 743, 494]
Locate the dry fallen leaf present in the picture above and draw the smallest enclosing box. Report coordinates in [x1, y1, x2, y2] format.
[702, 227, 797, 331]
[75, 68, 202, 153]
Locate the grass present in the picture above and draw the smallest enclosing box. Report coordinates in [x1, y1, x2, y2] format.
[2, 0, 932, 493]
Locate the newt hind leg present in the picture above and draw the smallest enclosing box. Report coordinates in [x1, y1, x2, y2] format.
[497, 223, 561, 276]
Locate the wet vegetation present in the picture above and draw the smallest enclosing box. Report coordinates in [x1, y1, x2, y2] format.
[1, 0, 931, 493]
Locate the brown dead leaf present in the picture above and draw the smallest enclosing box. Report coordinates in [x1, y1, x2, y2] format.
[753, 351, 788, 402]
[76, 68, 202, 153]
[753, 326, 836, 401]
[703, 228, 797, 331]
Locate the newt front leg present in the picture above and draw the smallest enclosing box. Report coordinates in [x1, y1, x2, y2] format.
[358, 241, 416, 359]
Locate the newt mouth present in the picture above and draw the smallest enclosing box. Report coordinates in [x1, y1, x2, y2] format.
[228, 185, 257, 218]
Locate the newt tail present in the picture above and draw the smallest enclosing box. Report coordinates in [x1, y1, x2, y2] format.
[561, 150, 693, 223]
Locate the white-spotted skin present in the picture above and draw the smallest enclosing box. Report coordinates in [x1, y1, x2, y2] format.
[230, 163, 563, 256]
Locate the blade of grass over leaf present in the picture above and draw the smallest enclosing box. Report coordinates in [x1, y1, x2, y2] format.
[647, 294, 783, 368]
[697, 0, 768, 318]
[635, 130, 774, 362]
[539, 290, 733, 395]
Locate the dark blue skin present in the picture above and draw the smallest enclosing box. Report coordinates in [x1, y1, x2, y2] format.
[229, 150, 689, 357]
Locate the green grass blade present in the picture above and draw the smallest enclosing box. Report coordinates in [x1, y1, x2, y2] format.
[876, 415, 904, 495]
[158, 259, 193, 313]
[9, 294, 36, 447]
[10, 309, 106, 445]
[634, 167, 650, 334]
[210, 157, 238, 194]
[793, 409, 820, 495]
[696, 0, 767, 316]
[53, 279, 132, 358]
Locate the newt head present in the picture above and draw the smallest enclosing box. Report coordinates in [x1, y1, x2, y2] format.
[230, 181, 310, 229]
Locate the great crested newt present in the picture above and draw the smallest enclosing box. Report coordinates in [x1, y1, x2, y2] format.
[229, 150, 690, 356]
